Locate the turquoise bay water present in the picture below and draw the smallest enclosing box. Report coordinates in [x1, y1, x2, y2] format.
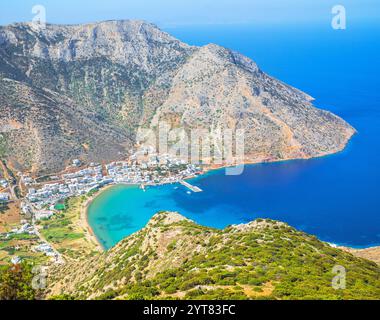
[88, 23, 380, 250]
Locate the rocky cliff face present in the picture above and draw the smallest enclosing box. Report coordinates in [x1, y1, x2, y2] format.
[0, 20, 355, 174]
[46, 212, 380, 300]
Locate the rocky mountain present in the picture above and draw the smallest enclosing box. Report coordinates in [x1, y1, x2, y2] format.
[46, 212, 380, 300]
[0, 20, 355, 174]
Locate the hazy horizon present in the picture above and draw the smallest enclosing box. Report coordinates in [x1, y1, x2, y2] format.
[1, 0, 379, 28]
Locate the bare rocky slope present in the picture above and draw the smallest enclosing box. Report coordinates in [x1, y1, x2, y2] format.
[46, 212, 380, 300]
[0, 20, 355, 174]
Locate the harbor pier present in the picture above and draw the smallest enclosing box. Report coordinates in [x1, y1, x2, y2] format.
[179, 180, 203, 193]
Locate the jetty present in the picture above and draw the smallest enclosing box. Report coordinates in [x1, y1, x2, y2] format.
[179, 180, 203, 193]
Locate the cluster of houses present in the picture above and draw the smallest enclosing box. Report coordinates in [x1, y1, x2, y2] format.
[33, 243, 64, 263]
[25, 154, 201, 210]
[34, 210, 54, 221]
[106, 155, 200, 185]
[26, 163, 111, 209]
[9, 222, 36, 235]
[1, 153, 202, 265]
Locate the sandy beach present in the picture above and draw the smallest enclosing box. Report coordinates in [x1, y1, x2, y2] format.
[79, 185, 118, 252]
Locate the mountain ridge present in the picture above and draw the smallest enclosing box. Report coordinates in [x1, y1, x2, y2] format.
[0, 20, 355, 174]
[46, 211, 380, 300]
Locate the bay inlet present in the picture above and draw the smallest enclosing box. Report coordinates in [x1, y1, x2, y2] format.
[89, 23, 380, 251]
[87, 148, 380, 250]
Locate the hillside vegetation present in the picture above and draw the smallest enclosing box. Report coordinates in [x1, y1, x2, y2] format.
[46, 212, 380, 300]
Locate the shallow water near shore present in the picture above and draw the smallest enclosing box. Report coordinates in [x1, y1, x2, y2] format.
[88, 23, 380, 250]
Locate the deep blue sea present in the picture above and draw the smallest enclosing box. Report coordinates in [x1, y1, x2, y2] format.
[88, 22, 380, 250]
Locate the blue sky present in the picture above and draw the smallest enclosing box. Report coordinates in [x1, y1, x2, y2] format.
[0, 0, 379, 27]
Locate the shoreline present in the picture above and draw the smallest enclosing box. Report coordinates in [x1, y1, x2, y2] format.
[81, 134, 380, 256]
[79, 184, 117, 251]
[338, 246, 380, 265]
[82, 183, 380, 258]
